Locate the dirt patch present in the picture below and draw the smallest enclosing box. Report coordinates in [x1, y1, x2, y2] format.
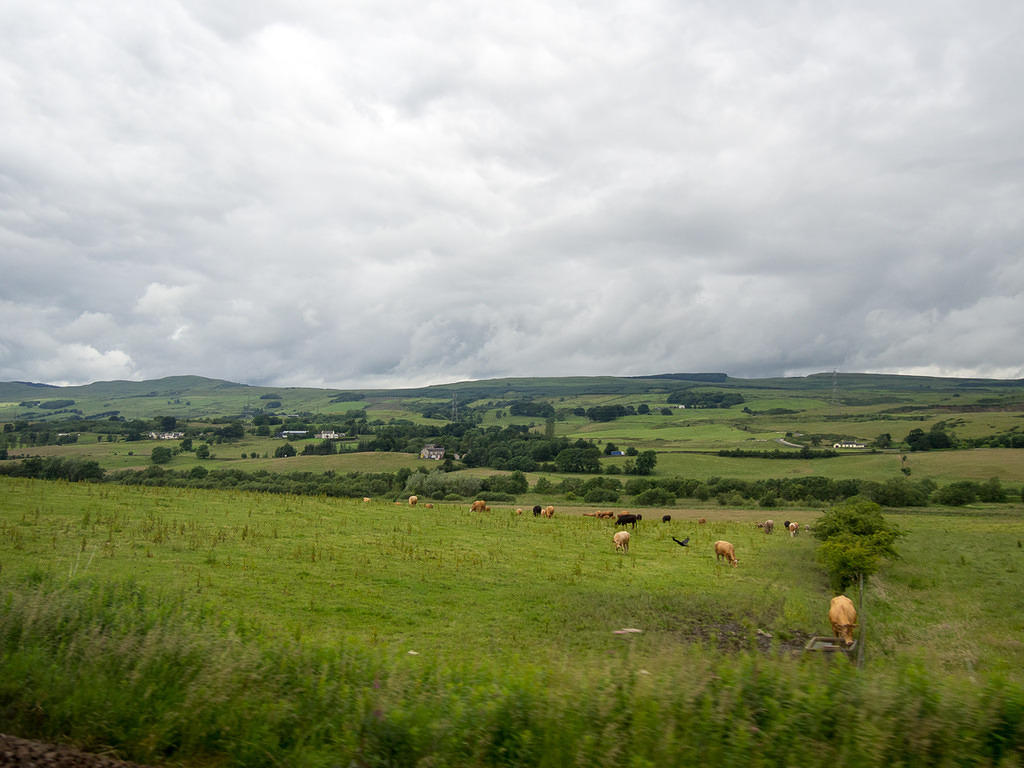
[672, 621, 814, 654]
[0, 734, 153, 768]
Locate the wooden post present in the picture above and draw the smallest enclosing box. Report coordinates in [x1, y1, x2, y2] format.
[857, 572, 866, 668]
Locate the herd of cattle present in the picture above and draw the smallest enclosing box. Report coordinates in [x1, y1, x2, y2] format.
[384, 496, 855, 646]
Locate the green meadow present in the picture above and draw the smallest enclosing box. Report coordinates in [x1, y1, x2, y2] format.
[2, 476, 1023, 766]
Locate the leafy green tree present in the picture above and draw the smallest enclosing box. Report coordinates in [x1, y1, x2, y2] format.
[629, 450, 657, 476]
[150, 446, 173, 464]
[813, 499, 903, 591]
[274, 443, 297, 458]
[933, 481, 978, 506]
[978, 477, 1006, 503]
[195, 443, 211, 459]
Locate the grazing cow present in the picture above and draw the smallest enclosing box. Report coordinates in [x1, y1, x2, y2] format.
[541, 505, 555, 518]
[424, 503, 434, 509]
[613, 530, 631, 553]
[763, 519, 774, 535]
[829, 595, 857, 647]
[698, 518, 707, 525]
[470, 500, 487, 512]
[662, 514, 672, 523]
[533, 505, 543, 517]
[362, 497, 371, 503]
[788, 521, 799, 537]
[596, 510, 616, 519]
[408, 495, 418, 506]
[516, 508, 523, 515]
[615, 513, 642, 528]
[714, 540, 738, 567]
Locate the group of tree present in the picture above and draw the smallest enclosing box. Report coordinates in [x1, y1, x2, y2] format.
[666, 390, 745, 408]
[1, 456, 1017, 510]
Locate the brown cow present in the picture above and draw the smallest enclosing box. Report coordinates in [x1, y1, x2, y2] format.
[408, 495, 418, 506]
[763, 519, 774, 534]
[714, 540, 738, 567]
[829, 595, 857, 647]
[788, 521, 799, 537]
[470, 500, 487, 512]
[698, 518, 707, 525]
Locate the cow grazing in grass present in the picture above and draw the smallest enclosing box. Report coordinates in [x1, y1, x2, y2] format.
[763, 519, 774, 534]
[533, 505, 543, 516]
[615, 513, 642, 528]
[662, 514, 672, 523]
[613, 530, 631, 553]
[714, 540, 738, 567]
[471, 500, 487, 512]
[408, 495, 418, 506]
[788, 521, 799, 537]
[829, 595, 857, 647]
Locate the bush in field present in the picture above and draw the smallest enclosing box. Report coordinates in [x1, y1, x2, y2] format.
[933, 481, 979, 506]
[634, 487, 674, 506]
[814, 498, 903, 591]
[860, 478, 930, 507]
[977, 477, 1007, 503]
[150, 446, 173, 465]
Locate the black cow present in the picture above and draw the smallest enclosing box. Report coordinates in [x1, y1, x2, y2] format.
[533, 505, 543, 517]
[615, 513, 642, 528]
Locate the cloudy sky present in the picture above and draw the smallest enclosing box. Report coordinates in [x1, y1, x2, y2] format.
[2, 1, 1022, 388]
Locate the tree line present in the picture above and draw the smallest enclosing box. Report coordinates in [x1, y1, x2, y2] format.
[2, 456, 1017, 508]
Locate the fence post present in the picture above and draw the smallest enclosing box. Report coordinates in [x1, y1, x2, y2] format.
[857, 572, 866, 668]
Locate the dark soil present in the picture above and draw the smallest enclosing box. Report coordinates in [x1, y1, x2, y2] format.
[0, 734, 153, 768]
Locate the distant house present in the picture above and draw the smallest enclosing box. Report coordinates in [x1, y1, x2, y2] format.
[315, 431, 344, 440]
[148, 431, 185, 440]
[833, 441, 867, 449]
[277, 430, 309, 439]
[420, 444, 445, 460]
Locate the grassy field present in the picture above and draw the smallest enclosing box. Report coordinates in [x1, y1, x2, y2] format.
[2, 477, 1023, 765]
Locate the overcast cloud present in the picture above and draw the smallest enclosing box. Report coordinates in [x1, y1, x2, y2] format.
[2, 0, 1022, 388]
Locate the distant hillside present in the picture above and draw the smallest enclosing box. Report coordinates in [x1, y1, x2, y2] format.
[2, 371, 1023, 422]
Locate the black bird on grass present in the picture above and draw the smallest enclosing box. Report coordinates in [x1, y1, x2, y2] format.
[671, 536, 690, 547]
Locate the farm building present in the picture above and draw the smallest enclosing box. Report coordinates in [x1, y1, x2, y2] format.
[833, 441, 867, 449]
[420, 444, 445, 460]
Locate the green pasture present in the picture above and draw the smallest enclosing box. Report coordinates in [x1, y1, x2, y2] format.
[652, 448, 1024, 487]
[3, 476, 1023, 673]
[2, 476, 1024, 767]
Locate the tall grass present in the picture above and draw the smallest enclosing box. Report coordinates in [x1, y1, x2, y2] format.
[2, 577, 1022, 767]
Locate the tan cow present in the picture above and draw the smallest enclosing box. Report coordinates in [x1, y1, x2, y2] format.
[788, 521, 799, 537]
[763, 519, 774, 534]
[542, 505, 555, 518]
[408, 495, 418, 506]
[362, 497, 371, 503]
[829, 595, 857, 647]
[613, 530, 631, 553]
[470, 500, 487, 512]
[714, 540, 738, 567]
